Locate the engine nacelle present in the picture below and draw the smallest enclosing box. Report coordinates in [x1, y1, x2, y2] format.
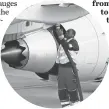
[1, 29, 57, 73]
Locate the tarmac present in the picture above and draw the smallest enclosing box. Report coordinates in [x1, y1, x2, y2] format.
[2, 62, 100, 108]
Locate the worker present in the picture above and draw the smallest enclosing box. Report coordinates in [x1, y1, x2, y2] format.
[54, 25, 80, 107]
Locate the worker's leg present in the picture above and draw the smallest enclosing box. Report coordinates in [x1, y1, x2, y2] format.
[65, 63, 79, 104]
[58, 64, 70, 107]
[68, 89, 79, 104]
[58, 89, 70, 107]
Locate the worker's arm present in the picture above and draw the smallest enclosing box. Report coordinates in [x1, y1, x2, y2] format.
[55, 25, 70, 49]
[68, 39, 79, 51]
[55, 26, 79, 52]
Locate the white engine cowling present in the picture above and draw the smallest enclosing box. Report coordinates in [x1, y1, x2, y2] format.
[22, 29, 57, 73]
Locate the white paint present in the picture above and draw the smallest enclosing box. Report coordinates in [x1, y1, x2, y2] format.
[0, 0, 109, 109]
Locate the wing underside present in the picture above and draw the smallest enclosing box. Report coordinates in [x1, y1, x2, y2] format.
[11, 4, 89, 25]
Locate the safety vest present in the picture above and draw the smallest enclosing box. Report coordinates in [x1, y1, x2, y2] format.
[56, 38, 78, 64]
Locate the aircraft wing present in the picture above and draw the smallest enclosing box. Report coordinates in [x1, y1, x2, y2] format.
[13, 4, 89, 24]
[4, 3, 89, 42]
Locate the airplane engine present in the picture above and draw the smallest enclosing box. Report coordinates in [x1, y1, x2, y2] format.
[1, 29, 57, 73]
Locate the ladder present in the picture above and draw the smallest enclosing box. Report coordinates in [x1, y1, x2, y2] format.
[53, 25, 83, 101]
